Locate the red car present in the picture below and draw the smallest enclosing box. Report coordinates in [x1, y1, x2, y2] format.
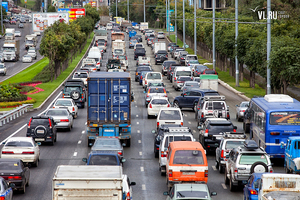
[201, 69, 218, 75]
[10, 19, 16, 24]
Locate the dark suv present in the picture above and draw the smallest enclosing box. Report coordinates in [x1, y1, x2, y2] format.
[155, 50, 168, 65]
[62, 79, 86, 108]
[134, 48, 146, 60]
[26, 116, 57, 145]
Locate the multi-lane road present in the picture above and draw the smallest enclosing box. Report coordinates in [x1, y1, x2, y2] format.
[0, 29, 284, 200]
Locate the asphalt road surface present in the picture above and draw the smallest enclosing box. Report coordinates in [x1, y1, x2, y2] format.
[0, 29, 284, 200]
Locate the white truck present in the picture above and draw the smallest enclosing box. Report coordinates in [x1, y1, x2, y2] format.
[95, 29, 108, 43]
[112, 39, 126, 55]
[140, 22, 148, 31]
[200, 74, 218, 91]
[153, 42, 166, 54]
[5, 28, 15, 40]
[25, 34, 38, 50]
[52, 165, 124, 200]
[258, 173, 300, 200]
[2, 40, 20, 61]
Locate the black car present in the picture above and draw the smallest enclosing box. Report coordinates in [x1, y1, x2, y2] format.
[135, 66, 152, 81]
[136, 34, 142, 42]
[174, 89, 205, 110]
[167, 63, 181, 81]
[153, 124, 183, 158]
[0, 159, 30, 193]
[179, 53, 188, 65]
[134, 48, 146, 60]
[155, 50, 168, 65]
[26, 116, 57, 145]
[162, 60, 176, 75]
[199, 118, 237, 151]
[62, 79, 86, 108]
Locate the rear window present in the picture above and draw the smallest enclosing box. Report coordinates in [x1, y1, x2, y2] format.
[225, 141, 245, 149]
[178, 77, 192, 81]
[30, 119, 50, 126]
[137, 67, 151, 71]
[159, 110, 182, 120]
[176, 71, 191, 77]
[149, 88, 165, 93]
[188, 56, 198, 60]
[64, 86, 82, 93]
[164, 136, 192, 148]
[173, 150, 204, 165]
[208, 123, 233, 131]
[0, 162, 20, 170]
[239, 154, 268, 165]
[46, 110, 69, 116]
[6, 141, 33, 147]
[55, 100, 72, 106]
[151, 99, 168, 105]
[135, 48, 145, 53]
[74, 73, 88, 78]
[205, 102, 226, 110]
[146, 73, 161, 79]
[89, 155, 118, 165]
[136, 44, 143, 48]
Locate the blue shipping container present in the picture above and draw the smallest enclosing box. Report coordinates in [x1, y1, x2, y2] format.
[129, 31, 137, 39]
[86, 72, 132, 147]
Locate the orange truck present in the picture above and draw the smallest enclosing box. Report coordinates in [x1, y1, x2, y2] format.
[111, 32, 125, 41]
[166, 141, 208, 191]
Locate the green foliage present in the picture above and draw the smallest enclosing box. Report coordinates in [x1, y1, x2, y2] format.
[0, 84, 27, 102]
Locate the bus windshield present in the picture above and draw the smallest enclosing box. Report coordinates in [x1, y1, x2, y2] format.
[270, 112, 300, 125]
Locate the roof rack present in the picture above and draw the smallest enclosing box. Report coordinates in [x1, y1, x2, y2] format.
[223, 132, 246, 139]
[203, 95, 225, 101]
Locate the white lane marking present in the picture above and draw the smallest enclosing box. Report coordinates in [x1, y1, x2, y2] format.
[73, 152, 78, 157]
[184, 114, 187, 117]
[138, 140, 141, 143]
[136, 115, 138, 117]
[137, 130, 140, 133]
[221, 183, 227, 190]
[82, 131, 85, 134]
[188, 121, 191, 124]
[78, 140, 82, 144]
[140, 167, 144, 172]
[212, 166, 217, 171]
[137, 122, 139, 124]
[139, 152, 142, 156]
[142, 184, 146, 190]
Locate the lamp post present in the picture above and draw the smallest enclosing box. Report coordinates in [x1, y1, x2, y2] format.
[194, 0, 196, 54]
[168, 0, 170, 36]
[127, 0, 129, 21]
[116, 0, 118, 17]
[144, 0, 145, 22]
[266, 0, 271, 94]
[183, 0, 185, 49]
[175, 0, 177, 43]
[212, 0, 215, 70]
[235, 0, 239, 86]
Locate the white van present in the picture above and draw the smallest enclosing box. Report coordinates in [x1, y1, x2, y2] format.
[142, 72, 163, 88]
[106, 23, 113, 30]
[172, 67, 192, 87]
[87, 51, 101, 70]
[156, 107, 183, 129]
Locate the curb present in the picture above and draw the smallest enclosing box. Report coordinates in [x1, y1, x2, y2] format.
[218, 79, 251, 101]
[33, 35, 95, 111]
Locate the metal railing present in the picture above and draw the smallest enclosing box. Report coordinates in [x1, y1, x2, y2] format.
[0, 104, 33, 127]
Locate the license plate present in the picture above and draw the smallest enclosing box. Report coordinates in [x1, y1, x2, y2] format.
[183, 172, 195, 175]
[35, 138, 45, 141]
[36, 130, 44, 134]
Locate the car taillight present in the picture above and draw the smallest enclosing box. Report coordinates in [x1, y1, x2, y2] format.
[174, 77, 177, 81]
[145, 80, 147, 84]
[28, 118, 32, 128]
[161, 152, 167, 157]
[241, 110, 245, 112]
[157, 122, 159, 128]
[227, 113, 230, 118]
[201, 113, 204, 118]
[82, 93, 84, 99]
[169, 170, 173, 177]
[167, 104, 170, 107]
[72, 107, 75, 111]
[126, 56, 127, 60]
[60, 119, 69, 122]
[221, 150, 224, 158]
[233, 129, 236, 132]
[181, 122, 183, 126]
[8, 176, 22, 180]
[181, 57, 184, 60]
[270, 132, 280, 135]
[97, 62, 100, 65]
[250, 189, 257, 195]
[149, 104, 152, 108]
[22, 151, 34, 154]
[118, 151, 123, 156]
[205, 170, 208, 177]
[0, 197, 4, 200]
[49, 118, 52, 128]
[126, 192, 130, 200]
[234, 168, 238, 173]
[2, 151, 14, 154]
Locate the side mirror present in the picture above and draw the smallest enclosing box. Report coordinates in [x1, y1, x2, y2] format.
[82, 158, 87, 163]
[210, 192, 217, 196]
[121, 158, 126, 163]
[236, 105, 239, 107]
[215, 143, 219, 147]
[130, 182, 136, 186]
[280, 142, 285, 149]
[227, 106, 229, 111]
[163, 191, 169, 196]
[2, 142, 5, 145]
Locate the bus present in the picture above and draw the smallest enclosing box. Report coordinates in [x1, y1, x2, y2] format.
[249, 94, 300, 158]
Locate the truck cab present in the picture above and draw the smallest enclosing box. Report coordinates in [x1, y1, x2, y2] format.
[282, 136, 300, 174]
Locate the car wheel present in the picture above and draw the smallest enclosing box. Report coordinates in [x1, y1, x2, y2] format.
[236, 113, 238, 120]
[155, 61, 157, 65]
[224, 168, 229, 185]
[155, 150, 159, 158]
[50, 139, 54, 146]
[74, 112, 78, 119]
[34, 158, 39, 167]
[193, 102, 197, 112]
[147, 114, 151, 119]
[216, 160, 219, 169]
[81, 103, 85, 108]
[229, 175, 235, 191]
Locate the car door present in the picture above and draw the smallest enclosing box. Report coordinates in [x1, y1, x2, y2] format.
[178, 91, 190, 107]
[20, 161, 30, 185]
[244, 175, 254, 199]
[1, 179, 12, 200]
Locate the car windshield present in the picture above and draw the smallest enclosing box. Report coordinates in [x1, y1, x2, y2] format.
[89, 155, 118, 165]
[147, 73, 161, 79]
[240, 102, 249, 107]
[46, 110, 68, 116]
[159, 110, 182, 120]
[149, 88, 165, 93]
[74, 73, 88, 78]
[176, 71, 191, 77]
[188, 56, 198, 60]
[164, 62, 176, 67]
[137, 67, 151, 72]
[0, 161, 20, 170]
[84, 64, 96, 68]
[196, 66, 208, 71]
[55, 100, 72, 106]
[151, 99, 168, 105]
[118, 56, 126, 59]
[148, 83, 164, 87]
[136, 44, 143, 48]
[208, 124, 234, 132]
[185, 82, 198, 87]
[225, 141, 245, 149]
[6, 141, 33, 147]
[173, 150, 204, 165]
[189, 60, 199, 64]
[239, 154, 268, 165]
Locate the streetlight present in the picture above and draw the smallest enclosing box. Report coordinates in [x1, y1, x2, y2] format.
[183, 0, 185, 49]
[194, 0, 196, 54]
[235, 0, 239, 86]
[144, 0, 145, 22]
[212, 0, 215, 70]
[116, 0, 118, 17]
[175, 0, 177, 43]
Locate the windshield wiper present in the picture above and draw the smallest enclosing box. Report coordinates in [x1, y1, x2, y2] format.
[177, 192, 185, 197]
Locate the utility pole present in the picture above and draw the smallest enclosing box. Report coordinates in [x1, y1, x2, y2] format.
[0, 0, 2, 34]
[127, 0, 129, 21]
[235, 0, 239, 86]
[168, 0, 170, 36]
[116, 0, 118, 17]
[183, 0, 185, 49]
[193, 0, 196, 54]
[165, 0, 167, 31]
[266, 0, 271, 94]
[212, 0, 215, 70]
[143, 0, 145, 22]
[175, 0, 177, 43]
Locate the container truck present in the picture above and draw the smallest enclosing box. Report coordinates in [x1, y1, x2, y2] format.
[153, 42, 166, 54]
[86, 72, 132, 147]
[111, 32, 125, 41]
[2, 40, 20, 61]
[52, 165, 123, 200]
[5, 28, 15, 40]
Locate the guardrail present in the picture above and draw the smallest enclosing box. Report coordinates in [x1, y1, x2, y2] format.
[0, 104, 33, 126]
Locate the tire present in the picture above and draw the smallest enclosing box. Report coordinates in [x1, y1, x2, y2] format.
[285, 166, 291, 174]
[193, 102, 197, 112]
[216, 161, 219, 169]
[224, 168, 229, 185]
[126, 138, 131, 147]
[155, 151, 159, 158]
[50, 139, 54, 146]
[34, 158, 39, 167]
[229, 175, 235, 191]
[250, 161, 268, 174]
[155, 61, 157, 65]
[81, 103, 85, 108]
[68, 125, 72, 131]
[236, 113, 238, 120]
[54, 134, 57, 142]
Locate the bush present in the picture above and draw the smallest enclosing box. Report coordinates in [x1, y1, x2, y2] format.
[0, 98, 36, 108]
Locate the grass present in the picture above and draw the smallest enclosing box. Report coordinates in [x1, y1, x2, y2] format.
[0, 32, 94, 109]
[19, 0, 36, 11]
[168, 34, 266, 99]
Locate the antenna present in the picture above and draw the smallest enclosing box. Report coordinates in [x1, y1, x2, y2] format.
[191, 183, 193, 192]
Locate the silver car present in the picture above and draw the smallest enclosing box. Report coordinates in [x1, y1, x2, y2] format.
[22, 54, 32, 63]
[27, 49, 37, 59]
[0, 63, 6, 75]
[91, 138, 124, 156]
[44, 108, 73, 131]
[144, 86, 168, 107]
[235, 101, 249, 121]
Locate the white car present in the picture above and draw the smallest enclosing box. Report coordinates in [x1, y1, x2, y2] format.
[0, 63, 6, 75]
[123, 174, 136, 200]
[156, 107, 183, 129]
[147, 96, 170, 118]
[52, 98, 78, 118]
[22, 54, 32, 63]
[1, 137, 40, 167]
[73, 70, 89, 86]
[157, 32, 165, 39]
[27, 49, 37, 59]
[14, 30, 21, 37]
